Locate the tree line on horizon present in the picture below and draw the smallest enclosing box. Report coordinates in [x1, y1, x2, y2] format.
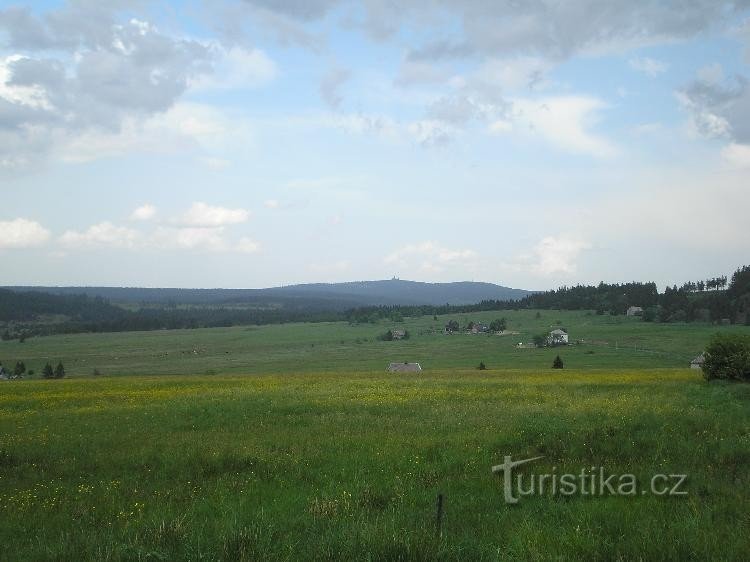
[345, 266, 750, 326]
[0, 265, 748, 339]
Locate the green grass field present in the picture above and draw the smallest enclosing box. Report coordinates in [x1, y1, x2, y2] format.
[1, 370, 749, 560]
[1, 310, 746, 377]
[1, 312, 749, 560]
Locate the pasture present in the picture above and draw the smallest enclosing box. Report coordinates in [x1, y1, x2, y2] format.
[1, 310, 744, 377]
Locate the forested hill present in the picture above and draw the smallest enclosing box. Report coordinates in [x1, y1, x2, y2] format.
[0, 280, 530, 339]
[4, 279, 530, 307]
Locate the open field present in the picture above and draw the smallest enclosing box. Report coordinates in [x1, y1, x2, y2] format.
[1, 370, 749, 560]
[2, 310, 749, 377]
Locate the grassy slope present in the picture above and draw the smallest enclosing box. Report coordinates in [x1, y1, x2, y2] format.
[2, 310, 748, 376]
[1, 371, 749, 560]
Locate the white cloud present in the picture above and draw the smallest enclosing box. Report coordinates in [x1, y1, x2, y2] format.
[475, 56, 552, 91]
[0, 9, 215, 172]
[201, 157, 231, 169]
[57, 102, 245, 164]
[628, 57, 668, 77]
[59, 222, 140, 249]
[506, 96, 618, 158]
[384, 241, 477, 273]
[151, 228, 260, 254]
[528, 236, 591, 275]
[0, 218, 50, 249]
[190, 46, 277, 91]
[176, 202, 250, 228]
[722, 143, 750, 168]
[154, 226, 228, 251]
[489, 119, 513, 133]
[130, 204, 157, 221]
[696, 63, 724, 84]
[236, 237, 261, 253]
[0, 54, 53, 109]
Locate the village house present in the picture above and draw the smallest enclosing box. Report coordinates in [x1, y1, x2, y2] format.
[470, 323, 490, 334]
[690, 353, 705, 370]
[626, 306, 644, 317]
[387, 362, 422, 373]
[391, 329, 406, 340]
[547, 329, 569, 346]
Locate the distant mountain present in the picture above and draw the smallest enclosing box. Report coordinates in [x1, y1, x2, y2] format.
[4, 279, 530, 308]
[261, 279, 530, 306]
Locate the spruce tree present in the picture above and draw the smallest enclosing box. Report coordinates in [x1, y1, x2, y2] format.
[42, 363, 54, 379]
[54, 362, 66, 379]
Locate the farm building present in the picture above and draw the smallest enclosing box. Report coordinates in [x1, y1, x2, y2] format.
[690, 353, 705, 370]
[387, 362, 422, 373]
[626, 306, 644, 316]
[547, 329, 569, 346]
[391, 329, 406, 340]
[470, 323, 490, 334]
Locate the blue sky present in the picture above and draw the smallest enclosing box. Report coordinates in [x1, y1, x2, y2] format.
[1, 0, 749, 289]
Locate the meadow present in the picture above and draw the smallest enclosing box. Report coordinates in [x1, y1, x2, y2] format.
[1, 311, 749, 560]
[1, 370, 749, 560]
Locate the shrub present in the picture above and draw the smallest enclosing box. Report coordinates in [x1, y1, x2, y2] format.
[490, 318, 507, 332]
[552, 355, 564, 369]
[702, 333, 750, 381]
[378, 330, 394, 341]
[478, 362, 486, 370]
[532, 334, 546, 347]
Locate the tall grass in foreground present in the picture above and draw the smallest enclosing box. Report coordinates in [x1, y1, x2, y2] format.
[1, 370, 748, 560]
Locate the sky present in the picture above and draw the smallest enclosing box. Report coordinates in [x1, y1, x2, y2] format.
[0, 0, 749, 290]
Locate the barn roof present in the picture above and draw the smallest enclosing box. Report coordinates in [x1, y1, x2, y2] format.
[387, 362, 422, 372]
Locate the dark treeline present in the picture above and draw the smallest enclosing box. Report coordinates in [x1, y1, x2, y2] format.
[0, 289, 342, 340]
[0, 289, 127, 323]
[2, 265, 749, 339]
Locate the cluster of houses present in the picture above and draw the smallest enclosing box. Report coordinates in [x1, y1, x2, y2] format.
[516, 328, 570, 348]
[443, 322, 492, 335]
